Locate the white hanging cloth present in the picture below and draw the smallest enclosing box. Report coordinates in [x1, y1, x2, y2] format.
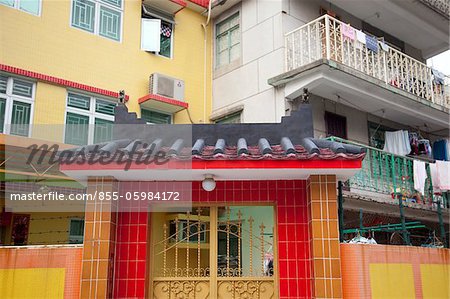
[383, 130, 411, 156]
[413, 160, 427, 195]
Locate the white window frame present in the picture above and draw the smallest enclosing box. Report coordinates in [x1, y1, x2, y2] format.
[141, 17, 175, 59]
[0, 0, 42, 16]
[64, 91, 115, 145]
[214, 8, 241, 70]
[70, 0, 124, 42]
[0, 75, 36, 137]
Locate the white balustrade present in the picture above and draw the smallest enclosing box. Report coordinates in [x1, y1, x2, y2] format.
[285, 15, 450, 108]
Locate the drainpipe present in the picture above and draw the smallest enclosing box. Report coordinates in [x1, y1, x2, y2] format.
[338, 181, 344, 242]
[201, 0, 213, 123]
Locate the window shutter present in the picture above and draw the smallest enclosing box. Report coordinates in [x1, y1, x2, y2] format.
[141, 19, 161, 52]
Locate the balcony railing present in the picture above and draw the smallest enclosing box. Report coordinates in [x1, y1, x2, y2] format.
[285, 15, 450, 108]
[327, 136, 449, 210]
[418, 0, 450, 18]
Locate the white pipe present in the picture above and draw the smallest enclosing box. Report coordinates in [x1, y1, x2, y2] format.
[201, 0, 213, 123]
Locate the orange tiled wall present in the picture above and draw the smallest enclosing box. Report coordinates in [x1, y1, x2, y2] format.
[81, 177, 118, 299]
[308, 175, 342, 299]
[341, 244, 450, 298]
[0, 246, 83, 298]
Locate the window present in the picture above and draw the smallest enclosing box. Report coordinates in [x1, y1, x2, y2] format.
[64, 92, 115, 145]
[141, 109, 171, 124]
[159, 21, 173, 58]
[325, 111, 347, 139]
[141, 17, 174, 58]
[216, 12, 240, 68]
[71, 0, 122, 41]
[0, 0, 41, 15]
[215, 111, 241, 124]
[0, 75, 35, 137]
[368, 121, 395, 149]
[69, 219, 84, 244]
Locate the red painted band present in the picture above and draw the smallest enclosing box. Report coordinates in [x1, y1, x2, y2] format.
[0, 64, 130, 101]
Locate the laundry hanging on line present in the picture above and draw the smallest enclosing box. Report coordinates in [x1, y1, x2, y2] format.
[431, 68, 445, 85]
[383, 130, 411, 156]
[356, 30, 366, 44]
[413, 160, 427, 195]
[365, 35, 379, 53]
[379, 41, 389, 52]
[433, 139, 449, 161]
[341, 24, 355, 40]
[429, 163, 440, 192]
[436, 161, 450, 191]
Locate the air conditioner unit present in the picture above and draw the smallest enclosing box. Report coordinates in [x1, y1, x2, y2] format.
[149, 73, 185, 101]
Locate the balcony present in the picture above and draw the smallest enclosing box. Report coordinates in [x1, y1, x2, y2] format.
[285, 15, 449, 108]
[269, 15, 450, 133]
[327, 136, 449, 224]
[418, 0, 450, 18]
[327, 0, 449, 58]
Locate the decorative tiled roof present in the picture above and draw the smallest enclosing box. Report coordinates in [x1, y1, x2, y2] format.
[60, 137, 365, 162]
[58, 103, 366, 162]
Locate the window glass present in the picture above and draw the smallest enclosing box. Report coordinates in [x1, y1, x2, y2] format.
[19, 0, 40, 15]
[12, 79, 33, 98]
[216, 12, 240, 67]
[72, 0, 122, 41]
[141, 109, 171, 124]
[95, 99, 115, 115]
[99, 5, 121, 41]
[368, 121, 395, 149]
[160, 21, 172, 58]
[215, 111, 241, 124]
[94, 118, 113, 143]
[0, 76, 7, 94]
[0, 0, 14, 7]
[72, 0, 96, 32]
[69, 219, 84, 244]
[10, 101, 31, 136]
[100, 0, 120, 8]
[65, 112, 89, 145]
[0, 98, 6, 133]
[68, 92, 91, 110]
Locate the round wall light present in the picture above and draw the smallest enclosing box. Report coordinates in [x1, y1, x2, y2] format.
[202, 175, 216, 192]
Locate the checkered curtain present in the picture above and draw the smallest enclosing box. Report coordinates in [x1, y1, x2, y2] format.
[161, 24, 172, 37]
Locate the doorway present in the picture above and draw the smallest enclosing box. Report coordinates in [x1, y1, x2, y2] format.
[150, 205, 277, 299]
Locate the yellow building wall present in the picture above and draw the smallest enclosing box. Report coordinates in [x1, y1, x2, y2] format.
[1, 212, 85, 245]
[0, 1, 213, 134]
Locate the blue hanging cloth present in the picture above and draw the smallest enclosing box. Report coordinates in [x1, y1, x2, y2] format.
[433, 139, 448, 161]
[365, 35, 379, 53]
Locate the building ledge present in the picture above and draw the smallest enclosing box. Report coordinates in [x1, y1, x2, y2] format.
[269, 59, 450, 132]
[138, 94, 188, 114]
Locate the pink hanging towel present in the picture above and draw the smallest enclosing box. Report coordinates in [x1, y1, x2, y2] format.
[342, 24, 355, 40]
[436, 161, 450, 190]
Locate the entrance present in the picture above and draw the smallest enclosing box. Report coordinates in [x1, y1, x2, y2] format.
[151, 205, 277, 298]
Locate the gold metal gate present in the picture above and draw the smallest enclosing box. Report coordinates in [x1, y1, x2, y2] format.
[151, 206, 276, 299]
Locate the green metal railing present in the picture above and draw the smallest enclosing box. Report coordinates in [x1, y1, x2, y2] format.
[327, 136, 448, 210]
